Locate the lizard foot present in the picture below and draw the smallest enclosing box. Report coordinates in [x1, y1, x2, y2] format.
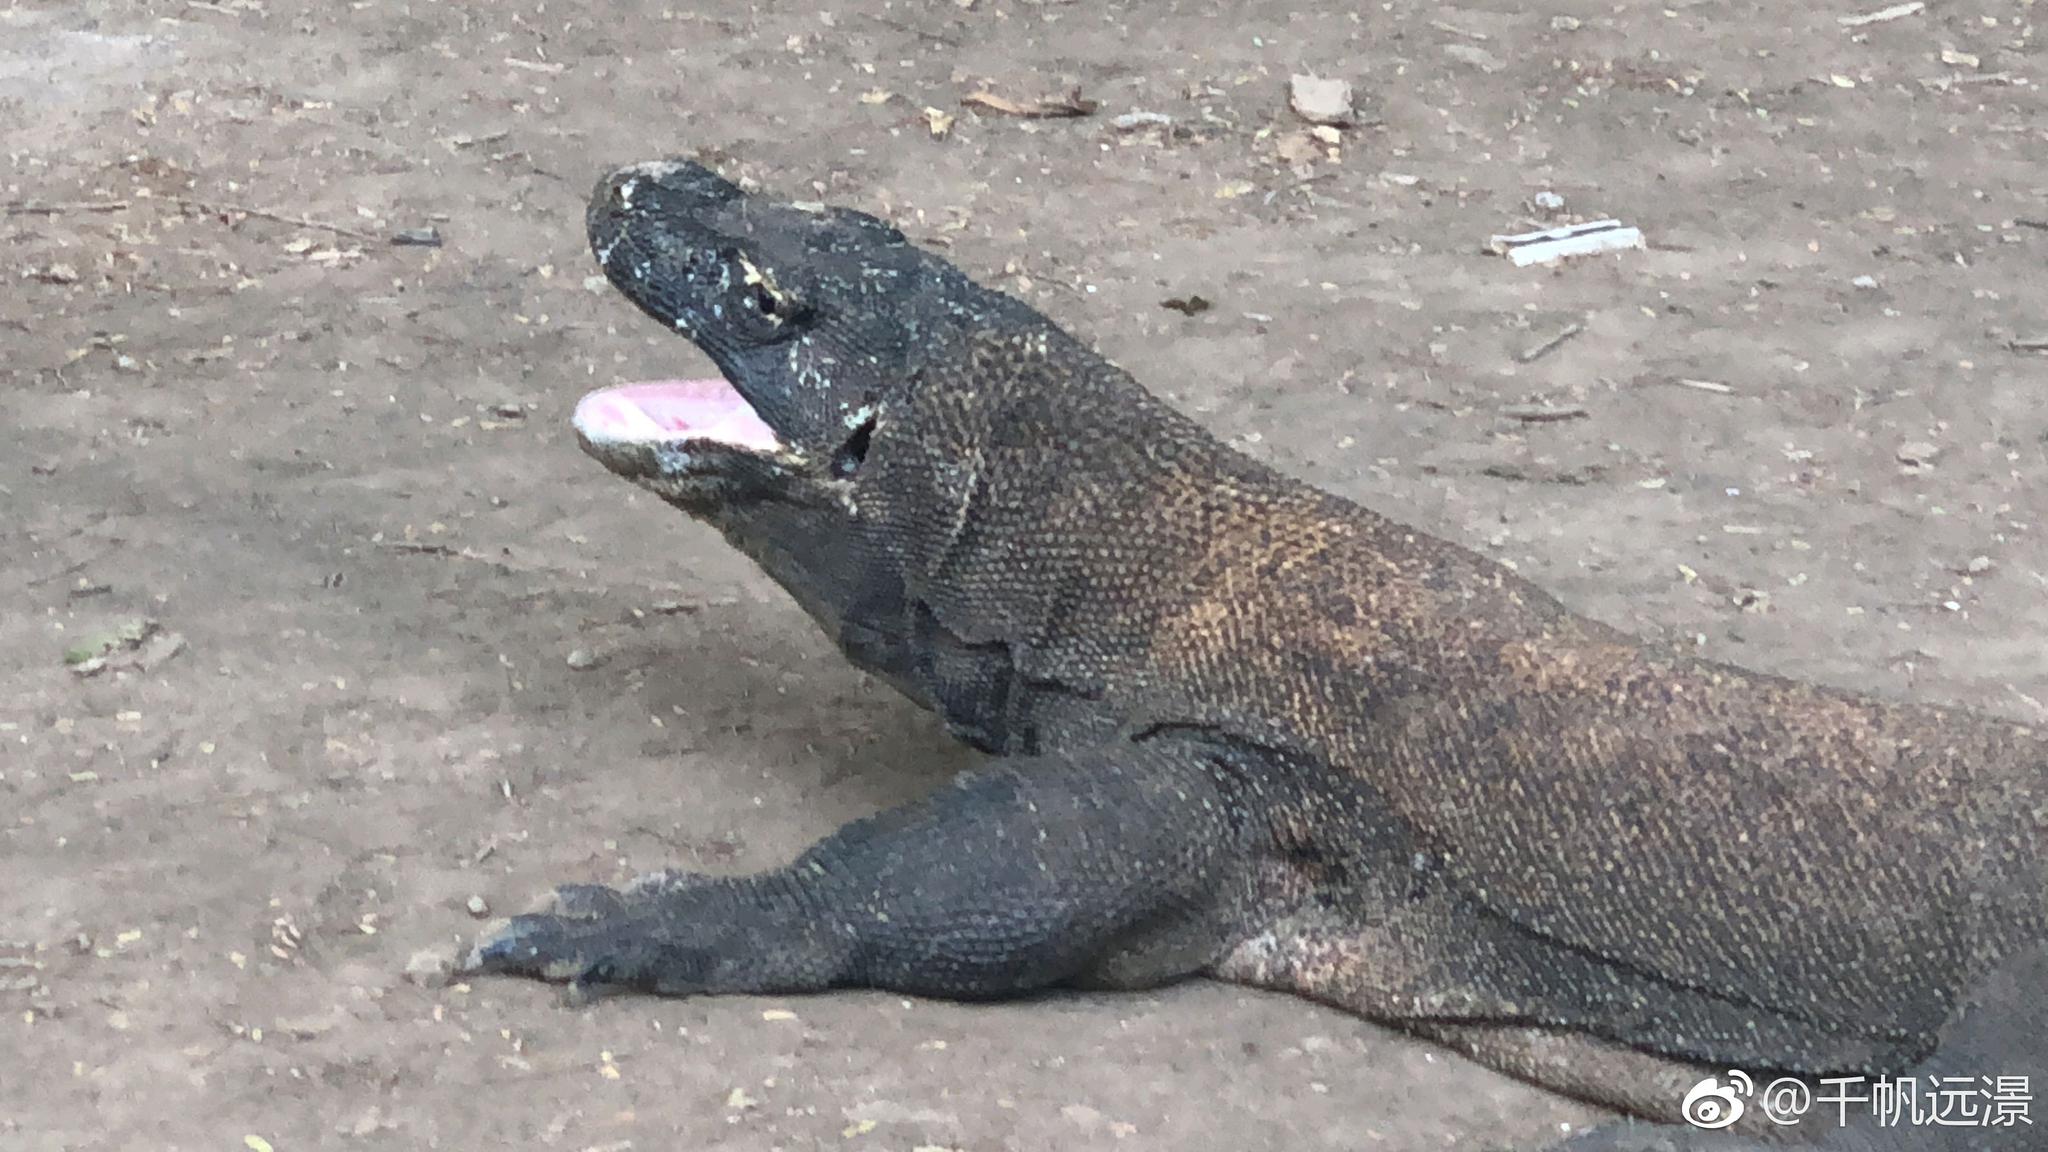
[464, 904, 713, 995]
[462, 874, 726, 996]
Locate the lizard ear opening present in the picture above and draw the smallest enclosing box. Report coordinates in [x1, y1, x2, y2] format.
[831, 411, 877, 479]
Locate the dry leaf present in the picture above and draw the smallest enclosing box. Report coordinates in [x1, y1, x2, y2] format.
[960, 87, 1098, 118]
[923, 107, 955, 137]
[1897, 441, 1941, 467]
[1443, 43, 1505, 73]
[1275, 132, 1320, 164]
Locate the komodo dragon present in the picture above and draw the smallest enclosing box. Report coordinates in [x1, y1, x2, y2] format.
[466, 159, 2046, 1144]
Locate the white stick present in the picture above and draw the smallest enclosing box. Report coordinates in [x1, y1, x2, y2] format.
[1838, 1, 1924, 28]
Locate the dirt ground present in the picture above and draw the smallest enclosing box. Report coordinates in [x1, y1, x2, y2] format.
[3, 0, 2043, 1148]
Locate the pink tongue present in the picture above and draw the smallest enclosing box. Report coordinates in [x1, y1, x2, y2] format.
[572, 379, 781, 451]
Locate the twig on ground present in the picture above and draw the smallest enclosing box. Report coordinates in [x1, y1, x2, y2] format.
[2, 200, 132, 215]
[1516, 322, 1584, 363]
[170, 197, 380, 242]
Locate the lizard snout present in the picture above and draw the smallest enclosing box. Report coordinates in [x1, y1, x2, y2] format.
[587, 159, 743, 254]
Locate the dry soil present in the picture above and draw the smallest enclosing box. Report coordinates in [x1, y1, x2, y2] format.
[3, 1, 2044, 1149]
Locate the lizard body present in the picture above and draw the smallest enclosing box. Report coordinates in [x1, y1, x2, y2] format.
[468, 160, 2045, 1141]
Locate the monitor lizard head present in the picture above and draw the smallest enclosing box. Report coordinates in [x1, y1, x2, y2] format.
[567, 158, 1217, 732]
[568, 158, 1050, 694]
[574, 157, 1027, 509]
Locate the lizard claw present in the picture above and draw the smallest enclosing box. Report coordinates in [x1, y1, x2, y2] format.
[463, 911, 616, 984]
[459, 882, 635, 983]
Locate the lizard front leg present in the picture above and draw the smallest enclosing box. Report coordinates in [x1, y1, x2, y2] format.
[464, 737, 1262, 999]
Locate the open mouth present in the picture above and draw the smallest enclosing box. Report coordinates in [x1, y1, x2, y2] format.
[571, 379, 782, 453]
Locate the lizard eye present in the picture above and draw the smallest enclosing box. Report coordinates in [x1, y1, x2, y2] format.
[743, 281, 812, 332]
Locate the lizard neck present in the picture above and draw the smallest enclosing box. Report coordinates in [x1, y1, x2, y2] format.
[851, 325, 1329, 748]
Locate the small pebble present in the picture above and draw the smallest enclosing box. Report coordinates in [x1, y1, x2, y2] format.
[566, 648, 604, 670]
[1967, 556, 1994, 575]
[1288, 74, 1355, 126]
[404, 945, 456, 988]
[466, 895, 489, 917]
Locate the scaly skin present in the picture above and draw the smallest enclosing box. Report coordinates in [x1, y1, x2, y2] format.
[466, 160, 2046, 1145]
[1551, 944, 2048, 1151]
